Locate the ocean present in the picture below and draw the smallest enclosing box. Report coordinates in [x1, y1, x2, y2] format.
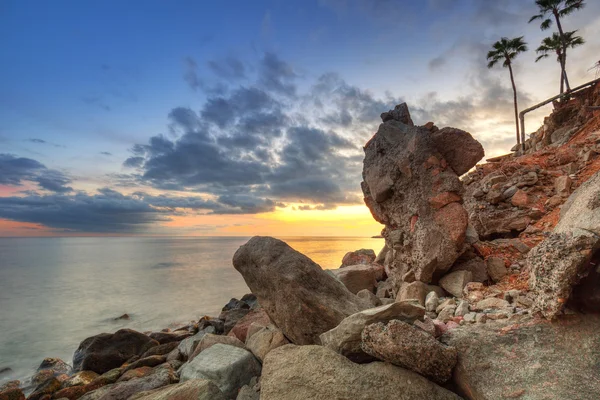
[0, 236, 384, 384]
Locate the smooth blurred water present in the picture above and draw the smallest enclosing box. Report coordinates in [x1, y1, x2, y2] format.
[0, 236, 383, 384]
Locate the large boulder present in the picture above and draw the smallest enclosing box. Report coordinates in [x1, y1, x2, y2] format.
[555, 170, 600, 237]
[128, 380, 225, 400]
[361, 319, 457, 384]
[362, 104, 483, 287]
[444, 314, 600, 400]
[73, 329, 158, 374]
[319, 301, 425, 362]
[232, 236, 369, 344]
[180, 344, 261, 399]
[340, 249, 376, 267]
[260, 345, 461, 400]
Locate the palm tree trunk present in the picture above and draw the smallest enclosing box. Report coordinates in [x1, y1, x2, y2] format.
[554, 12, 571, 92]
[507, 63, 521, 148]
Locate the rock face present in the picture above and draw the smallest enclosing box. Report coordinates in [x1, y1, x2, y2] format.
[232, 236, 369, 345]
[362, 103, 483, 287]
[319, 301, 425, 362]
[180, 344, 261, 399]
[73, 329, 158, 374]
[128, 379, 226, 400]
[261, 345, 461, 400]
[361, 319, 457, 384]
[444, 314, 600, 400]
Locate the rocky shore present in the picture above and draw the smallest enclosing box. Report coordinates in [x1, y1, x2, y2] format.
[2, 83, 600, 400]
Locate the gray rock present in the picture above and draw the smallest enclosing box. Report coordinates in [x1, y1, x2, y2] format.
[436, 298, 456, 314]
[437, 305, 456, 323]
[331, 264, 383, 294]
[189, 333, 246, 361]
[245, 325, 289, 362]
[88, 366, 177, 400]
[450, 257, 489, 283]
[502, 185, 518, 199]
[397, 281, 429, 306]
[177, 327, 214, 360]
[380, 102, 414, 125]
[261, 345, 461, 400]
[232, 237, 369, 344]
[236, 385, 259, 400]
[319, 301, 425, 363]
[361, 319, 458, 384]
[180, 344, 261, 399]
[430, 127, 485, 176]
[425, 291, 440, 312]
[454, 300, 469, 317]
[128, 379, 226, 400]
[463, 312, 477, 323]
[486, 257, 507, 283]
[439, 270, 472, 298]
[444, 314, 600, 400]
[356, 289, 381, 307]
[555, 170, 600, 237]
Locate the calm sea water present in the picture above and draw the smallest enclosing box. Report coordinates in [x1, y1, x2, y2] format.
[0, 236, 383, 384]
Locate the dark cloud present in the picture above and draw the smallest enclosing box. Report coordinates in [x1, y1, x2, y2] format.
[100, 151, 112, 156]
[208, 57, 246, 80]
[259, 52, 297, 97]
[26, 138, 65, 148]
[0, 154, 72, 193]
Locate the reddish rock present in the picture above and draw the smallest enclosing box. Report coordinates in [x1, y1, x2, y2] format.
[117, 366, 155, 382]
[341, 249, 376, 267]
[434, 202, 468, 246]
[429, 192, 461, 210]
[511, 189, 530, 208]
[0, 388, 25, 400]
[227, 308, 271, 343]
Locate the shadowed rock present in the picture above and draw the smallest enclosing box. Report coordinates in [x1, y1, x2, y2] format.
[233, 236, 369, 345]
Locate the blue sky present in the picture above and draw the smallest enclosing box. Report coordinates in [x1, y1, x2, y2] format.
[1, 0, 599, 235]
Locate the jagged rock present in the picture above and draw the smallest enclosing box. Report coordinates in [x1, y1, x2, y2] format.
[439, 270, 472, 298]
[486, 257, 507, 283]
[430, 127, 485, 176]
[362, 104, 483, 287]
[444, 314, 600, 400]
[331, 264, 382, 294]
[375, 245, 388, 264]
[397, 281, 429, 306]
[319, 302, 425, 363]
[356, 288, 381, 306]
[450, 257, 488, 283]
[380, 102, 414, 125]
[340, 249, 376, 267]
[361, 320, 458, 384]
[245, 325, 289, 362]
[37, 358, 71, 376]
[180, 344, 261, 399]
[261, 345, 461, 400]
[232, 236, 369, 345]
[128, 379, 226, 400]
[73, 329, 158, 374]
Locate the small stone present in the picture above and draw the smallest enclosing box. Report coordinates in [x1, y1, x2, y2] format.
[439, 270, 472, 298]
[425, 291, 439, 312]
[413, 316, 437, 337]
[475, 313, 487, 323]
[454, 300, 469, 317]
[437, 305, 457, 323]
[436, 298, 456, 314]
[397, 281, 429, 306]
[474, 298, 510, 311]
[356, 289, 382, 307]
[555, 175, 572, 196]
[463, 312, 477, 323]
[502, 185, 518, 199]
[486, 257, 507, 283]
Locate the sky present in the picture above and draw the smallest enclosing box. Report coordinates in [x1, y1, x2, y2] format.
[1, 0, 599, 237]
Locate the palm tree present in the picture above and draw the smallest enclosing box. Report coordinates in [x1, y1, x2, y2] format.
[535, 31, 585, 93]
[529, 0, 586, 94]
[487, 37, 528, 148]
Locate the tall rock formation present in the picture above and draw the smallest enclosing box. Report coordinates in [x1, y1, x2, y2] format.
[361, 103, 484, 288]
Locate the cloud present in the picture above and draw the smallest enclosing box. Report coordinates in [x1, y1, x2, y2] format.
[26, 138, 65, 148]
[259, 52, 298, 97]
[0, 154, 73, 193]
[100, 151, 112, 156]
[208, 57, 246, 80]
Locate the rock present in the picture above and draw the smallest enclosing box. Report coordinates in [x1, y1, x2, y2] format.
[356, 289, 381, 306]
[219, 308, 250, 335]
[397, 281, 429, 306]
[361, 320, 458, 384]
[340, 249, 376, 267]
[78, 384, 115, 400]
[236, 385, 259, 400]
[331, 264, 382, 294]
[245, 322, 267, 342]
[362, 105, 481, 286]
[0, 389, 25, 400]
[454, 300, 469, 317]
[232, 236, 369, 345]
[190, 334, 246, 361]
[319, 301, 425, 362]
[128, 380, 226, 400]
[425, 291, 439, 312]
[375, 280, 394, 299]
[177, 328, 215, 360]
[475, 313, 487, 323]
[31, 369, 54, 387]
[528, 233, 598, 318]
[0, 381, 20, 392]
[83, 365, 177, 400]
[374, 245, 388, 264]
[555, 175, 573, 196]
[117, 367, 155, 382]
[473, 298, 509, 311]
[246, 325, 289, 362]
[62, 370, 100, 388]
[436, 298, 456, 314]
[380, 102, 414, 125]
[502, 185, 518, 199]
[27, 377, 61, 400]
[37, 358, 70, 376]
[450, 257, 488, 283]
[555, 170, 600, 237]
[227, 308, 271, 343]
[485, 257, 507, 283]
[439, 270, 472, 298]
[464, 312, 477, 323]
[261, 344, 461, 400]
[437, 305, 457, 323]
[444, 314, 600, 400]
[180, 344, 261, 399]
[122, 356, 165, 373]
[511, 189, 530, 207]
[140, 342, 179, 359]
[414, 315, 438, 337]
[430, 127, 485, 176]
[147, 331, 193, 345]
[73, 329, 158, 374]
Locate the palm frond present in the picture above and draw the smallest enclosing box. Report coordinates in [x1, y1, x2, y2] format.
[540, 18, 553, 30]
[529, 14, 543, 23]
[535, 54, 549, 62]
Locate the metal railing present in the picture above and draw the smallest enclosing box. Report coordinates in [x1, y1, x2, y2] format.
[518, 77, 600, 151]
